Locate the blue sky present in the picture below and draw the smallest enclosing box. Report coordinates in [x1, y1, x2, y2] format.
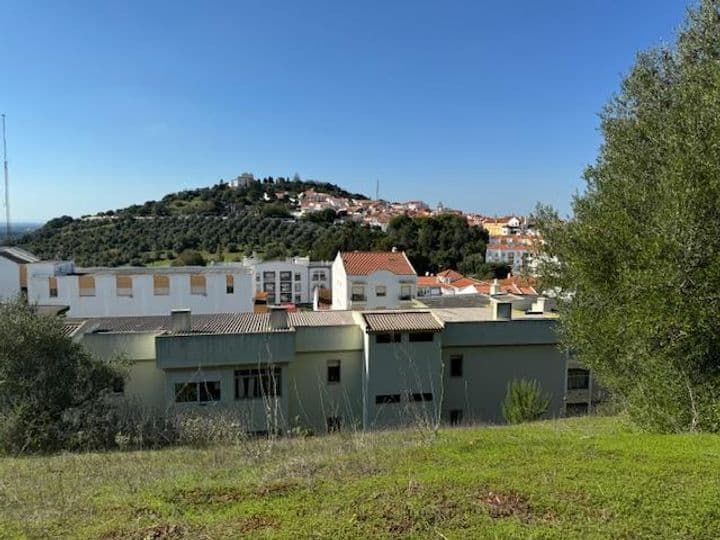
[4, 0, 689, 222]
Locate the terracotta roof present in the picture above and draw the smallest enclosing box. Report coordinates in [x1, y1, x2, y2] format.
[340, 251, 416, 276]
[436, 269, 464, 282]
[363, 311, 443, 333]
[473, 277, 538, 296]
[451, 277, 482, 289]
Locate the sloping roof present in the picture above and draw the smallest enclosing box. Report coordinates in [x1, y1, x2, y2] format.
[417, 276, 453, 289]
[363, 311, 443, 333]
[451, 277, 482, 289]
[0, 246, 39, 264]
[436, 269, 464, 282]
[473, 277, 538, 296]
[340, 251, 416, 276]
[288, 311, 356, 327]
[67, 313, 292, 335]
[62, 319, 86, 338]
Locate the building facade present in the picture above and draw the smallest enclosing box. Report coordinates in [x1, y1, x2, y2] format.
[245, 256, 332, 306]
[71, 301, 589, 434]
[0, 247, 39, 299]
[27, 262, 254, 317]
[332, 251, 417, 311]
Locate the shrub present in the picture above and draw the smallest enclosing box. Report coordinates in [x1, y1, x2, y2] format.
[501, 379, 551, 424]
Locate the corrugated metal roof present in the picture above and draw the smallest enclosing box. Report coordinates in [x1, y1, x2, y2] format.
[62, 320, 86, 338]
[0, 247, 40, 264]
[288, 310, 357, 327]
[363, 311, 443, 333]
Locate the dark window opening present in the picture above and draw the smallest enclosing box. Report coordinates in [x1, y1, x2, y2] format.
[375, 394, 401, 404]
[410, 392, 433, 402]
[174, 381, 221, 403]
[226, 285, 234, 294]
[111, 376, 125, 394]
[326, 416, 342, 433]
[450, 354, 463, 377]
[409, 332, 434, 342]
[49, 288, 58, 298]
[450, 409, 464, 426]
[327, 360, 341, 383]
[235, 368, 281, 400]
[376, 332, 401, 344]
[567, 368, 590, 390]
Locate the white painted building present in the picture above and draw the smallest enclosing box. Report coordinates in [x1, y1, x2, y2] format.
[332, 251, 417, 311]
[26, 262, 254, 317]
[0, 247, 39, 300]
[245, 256, 332, 306]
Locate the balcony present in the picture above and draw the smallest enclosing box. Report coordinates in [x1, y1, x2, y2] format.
[351, 294, 367, 302]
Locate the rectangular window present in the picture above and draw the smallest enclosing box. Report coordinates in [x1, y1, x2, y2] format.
[567, 369, 590, 390]
[263, 271, 276, 281]
[111, 376, 125, 394]
[327, 360, 341, 383]
[294, 272, 302, 282]
[400, 284, 412, 300]
[326, 416, 342, 433]
[450, 354, 463, 377]
[116, 275, 132, 297]
[279, 293, 292, 303]
[376, 332, 401, 344]
[409, 332, 434, 342]
[190, 274, 206, 295]
[410, 392, 433, 402]
[375, 394, 401, 404]
[226, 274, 234, 294]
[294, 282, 301, 292]
[267, 294, 276, 304]
[280, 271, 292, 281]
[174, 381, 221, 403]
[375, 285, 387, 297]
[264, 282, 276, 293]
[256, 274, 261, 282]
[235, 368, 281, 400]
[154, 274, 170, 296]
[351, 285, 366, 302]
[48, 276, 58, 298]
[78, 275, 96, 297]
[450, 409, 464, 426]
[280, 282, 292, 293]
[294, 294, 301, 304]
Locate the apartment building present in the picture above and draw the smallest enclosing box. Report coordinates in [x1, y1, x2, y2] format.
[0, 246, 40, 299]
[485, 235, 541, 274]
[27, 262, 254, 317]
[69, 300, 590, 434]
[245, 256, 332, 306]
[332, 251, 417, 310]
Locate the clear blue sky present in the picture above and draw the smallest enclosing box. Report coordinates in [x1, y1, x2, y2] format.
[4, 0, 690, 222]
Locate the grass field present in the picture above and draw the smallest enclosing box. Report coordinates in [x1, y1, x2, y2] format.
[1, 416, 719, 539]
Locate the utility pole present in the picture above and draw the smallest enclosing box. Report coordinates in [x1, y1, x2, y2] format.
[375, 178, 379, 201]
[2, 114, 9, 241]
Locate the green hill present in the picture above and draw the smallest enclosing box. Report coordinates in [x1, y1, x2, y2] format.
[17, 177, 489, 274]
[1, 416, 718, 538]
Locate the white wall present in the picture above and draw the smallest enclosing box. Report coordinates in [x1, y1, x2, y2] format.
[0, 257, 19, 300]
[253, 259, 331, 305]
[337, 269, 416, 310]
[28, 270, 253, 317]
[331, 255, 348, 310]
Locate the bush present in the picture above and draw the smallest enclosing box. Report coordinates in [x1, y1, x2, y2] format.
[501, 379, 551, 424]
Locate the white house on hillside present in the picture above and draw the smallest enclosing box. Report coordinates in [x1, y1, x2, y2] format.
[0, 246, 39, 300]
[26, 262, 254, 317]
[332, 250, 417, 310]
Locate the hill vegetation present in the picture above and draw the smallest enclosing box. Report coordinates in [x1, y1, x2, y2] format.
[18, 177, 489, 274]
[1, 416, 718, 538]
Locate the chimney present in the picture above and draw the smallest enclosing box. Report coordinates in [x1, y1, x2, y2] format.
[491, 300, 512, 321]
[391, 246, 398, 253]
[171, 309, 192, 333]
[490, 278, 500, 295]
[530, 296, 547, 313]
[269, 307, 289, 330]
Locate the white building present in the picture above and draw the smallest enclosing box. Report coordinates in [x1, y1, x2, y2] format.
[245, 256, 332, 306]
[332, 251, 417, 311]
[0, 246, 39, 300]
[26, 262, 254, 317]
[229, 173, 255, 189]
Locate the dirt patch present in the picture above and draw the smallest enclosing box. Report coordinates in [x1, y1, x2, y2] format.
[168, 480, 300, 507]
[480, 490, 532, 521]
[235, 515, 280, 533]
[255, 479, 298, 498]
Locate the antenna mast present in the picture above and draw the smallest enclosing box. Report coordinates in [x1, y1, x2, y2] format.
[2, 114, 9, 241]
[375, 178, 379, 200]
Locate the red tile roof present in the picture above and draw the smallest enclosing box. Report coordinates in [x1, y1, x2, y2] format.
[473, 277, 538, 295]
[340, 251, 416, 276]
[417, 276, 453, 289]
[436, 269, 464, 282]
[451, 277, 483, 288]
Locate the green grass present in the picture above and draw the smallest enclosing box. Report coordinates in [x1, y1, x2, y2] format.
[2, 416, 720, 539]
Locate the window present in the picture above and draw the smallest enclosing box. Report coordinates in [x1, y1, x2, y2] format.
[116, 275, 132, 297]
[263, 271, 276, 281]
[235, 368, 281, 400]
[566, 402, 589, 416]
[312, 271, 326, 282]
[409, 332, 434, 342]
[400, 284, 412, 300]
[78, 275, 96, 297]
[190, 274, 206, 295]
[280, 271, 292, 281]
[226, 274, 234, 294]
[294, 272, 302, 282]
[351, 285, 366, 302]
[567, 369, 590, 390]
[376, 332, 401, 344]
[48, 276, 58, 298]
[267, 294, 276, 304]
[410, 392, 433, 402]
[280, 282, 292, 293]
[280, 293, 292, 303]
[450, 409, 464, 426]
[111, 376, 125, 394]
[375, 394, 401, 404]
[174, 381, 221, 403]
[326, 416, 342, 433]
[450, 354, 463, 377]
[327, 360, 341, 383]
[294, 294, 301, 303]
[264, 282, 276, 293]
[256, 274, 261, 282]
[375, 285, 386, 297]
[294, 282, 301, 292]
[154, 274, 170, 296]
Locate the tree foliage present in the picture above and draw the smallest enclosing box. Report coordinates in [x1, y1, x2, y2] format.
[0, 300, 123, 453]
[537, 1, 720, 432]
[501, 379, 550, 424]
